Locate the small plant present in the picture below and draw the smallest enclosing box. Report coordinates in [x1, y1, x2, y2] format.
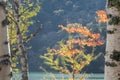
[41, 23, 104, 80]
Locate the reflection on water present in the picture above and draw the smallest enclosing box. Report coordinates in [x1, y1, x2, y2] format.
[29, 72, 104, 80]
[13, 72, 104, 80]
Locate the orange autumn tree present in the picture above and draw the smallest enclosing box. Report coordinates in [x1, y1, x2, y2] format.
[40, 23, 104, 80]
[96, 10, 107, 23]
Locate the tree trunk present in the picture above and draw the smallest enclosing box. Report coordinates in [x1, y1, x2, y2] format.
[13, 0, 29, 80]
[0, 1, 12, 80]
[105, 0, 120, 80]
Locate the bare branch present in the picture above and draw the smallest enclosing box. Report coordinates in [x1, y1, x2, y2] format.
[24, 24, 42, 42]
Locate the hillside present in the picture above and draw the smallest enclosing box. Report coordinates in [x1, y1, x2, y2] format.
[28, 0, 106, 73]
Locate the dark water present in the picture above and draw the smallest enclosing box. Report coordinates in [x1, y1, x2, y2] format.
[13, 72, 104, 80]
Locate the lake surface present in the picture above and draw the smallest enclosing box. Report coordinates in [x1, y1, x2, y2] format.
[13, 72, 104, 80]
